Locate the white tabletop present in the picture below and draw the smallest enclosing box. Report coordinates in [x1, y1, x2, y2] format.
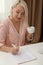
[20, 42, 43, 65]
[0, 42, 43, 65]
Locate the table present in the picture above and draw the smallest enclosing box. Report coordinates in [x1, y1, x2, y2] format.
[0, 42, 43, 65]
[20, 42, 43, 65]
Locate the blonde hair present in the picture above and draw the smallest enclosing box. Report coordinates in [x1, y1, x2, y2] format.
[10, 0, 28, 24]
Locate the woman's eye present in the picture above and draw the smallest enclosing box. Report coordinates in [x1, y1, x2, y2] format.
[21, 13, 25, 16]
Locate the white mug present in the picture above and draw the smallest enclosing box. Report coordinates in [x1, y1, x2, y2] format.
[27, 26, 35, 34]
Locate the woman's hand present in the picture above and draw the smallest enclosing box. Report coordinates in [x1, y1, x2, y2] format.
[26, 31, 33, 42]
[27, 33, 33, 41]
[11, 45, 19, 55]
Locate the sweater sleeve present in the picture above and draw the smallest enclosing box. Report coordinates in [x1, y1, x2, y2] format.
[0, 20, 9, 47]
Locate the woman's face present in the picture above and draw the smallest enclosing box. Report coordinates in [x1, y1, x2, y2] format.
[12, 4, 25, 22]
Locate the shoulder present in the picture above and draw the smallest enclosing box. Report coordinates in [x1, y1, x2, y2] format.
[0, 17, 10, 30]
[3, 17, 10, 26]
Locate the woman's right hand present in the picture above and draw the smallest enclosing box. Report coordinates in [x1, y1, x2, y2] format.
[11, 45, 19, 55]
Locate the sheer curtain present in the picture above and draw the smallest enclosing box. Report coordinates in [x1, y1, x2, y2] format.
[0, 0, 19, 21]
[0, 0, 5, 21]
[0, 0, 11, 21]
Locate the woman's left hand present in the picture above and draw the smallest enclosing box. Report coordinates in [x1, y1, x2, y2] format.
[26, 32, 33, 42]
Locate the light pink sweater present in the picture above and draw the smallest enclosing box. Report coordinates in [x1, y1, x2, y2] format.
[0, 17, 28, 47]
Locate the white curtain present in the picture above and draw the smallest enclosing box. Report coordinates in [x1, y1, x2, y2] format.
[0, 0, 18, 21]
[0, 0, 5, 21]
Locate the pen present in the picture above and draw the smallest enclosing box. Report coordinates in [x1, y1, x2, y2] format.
[12, 44, 19, 49]
[12, 44, 17, 48]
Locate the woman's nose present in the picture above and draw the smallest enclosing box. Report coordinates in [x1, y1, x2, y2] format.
[18, 14, 21, 18]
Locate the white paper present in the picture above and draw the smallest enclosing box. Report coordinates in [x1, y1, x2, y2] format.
[0, 47, 36, 64]
[11, 47, 36, 64]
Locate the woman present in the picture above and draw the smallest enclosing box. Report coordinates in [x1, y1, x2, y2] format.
[0, 0, 33, 54]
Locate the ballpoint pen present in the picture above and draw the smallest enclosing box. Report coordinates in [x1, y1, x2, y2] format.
[11, 43, 20, 49]
[12, 44, 16, 48]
